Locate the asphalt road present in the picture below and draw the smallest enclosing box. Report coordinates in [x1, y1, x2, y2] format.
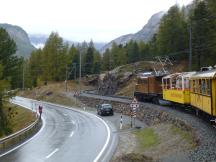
[0, 97, 116, 162]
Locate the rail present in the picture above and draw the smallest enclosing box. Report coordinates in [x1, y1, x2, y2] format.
[0, 115, 42, 154]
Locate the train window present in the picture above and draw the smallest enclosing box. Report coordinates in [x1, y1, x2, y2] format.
[190, 80, 195, 92]
[171, 78, 176, 89]
[162, 79, 166, 89]
[164, 78, 171, 89]
[195, 80, 198, 93]
[190, 80, 192, 92]
[201, 79, 206, 95]
[167, 79, 170, 89]
[207, 79, 211, 96]
[193, 80, 196, 92]
[176, 77, 182, 89]
[184, 78, 189, 89]
[199, 79, 202, 93]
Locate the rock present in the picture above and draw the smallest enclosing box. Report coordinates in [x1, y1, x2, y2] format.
[118, 72, 133, 87]
[98, 72, 118, 95]
[98, 71, 133, 95]
[84, 75, 99, 86]
[46, 91, 53, 96]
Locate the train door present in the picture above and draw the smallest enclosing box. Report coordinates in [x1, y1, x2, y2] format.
[212, 79, 216, 116]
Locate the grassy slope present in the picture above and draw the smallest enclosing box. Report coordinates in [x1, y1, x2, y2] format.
[134, 128, 160, 150]
[19, 80, 94, 107]
[1, 102, 36, 138]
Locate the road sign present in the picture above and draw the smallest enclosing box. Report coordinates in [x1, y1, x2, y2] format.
[130, 98, 139, 118]
[130, 98, 139, 108]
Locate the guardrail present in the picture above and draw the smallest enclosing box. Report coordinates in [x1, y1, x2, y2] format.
[0, 116, 42, 155]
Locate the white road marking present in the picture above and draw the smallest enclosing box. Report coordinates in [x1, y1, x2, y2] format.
[45, 148, 59, 159]
[10, 97, 112, 162]
[0, 101, 46, 158]
[70, 131, 74, 137]
[40, 101, 111, 162]
[63, 113, 68, 116]
[92, 115, 111, 162]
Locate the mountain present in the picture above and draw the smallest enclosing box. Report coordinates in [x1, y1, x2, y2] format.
[0, 23, 36, 58]
[29, 34, 106, 51]
[100, 11, 165, 54]
[29, 34, 48, 49]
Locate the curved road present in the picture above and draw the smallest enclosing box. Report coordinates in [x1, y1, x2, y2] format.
[0, 97, 115, 162]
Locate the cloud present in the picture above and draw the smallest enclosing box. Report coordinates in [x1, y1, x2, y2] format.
[0, 0, 192, 42]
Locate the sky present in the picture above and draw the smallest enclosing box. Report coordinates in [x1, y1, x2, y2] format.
[0, 0, 192, 42]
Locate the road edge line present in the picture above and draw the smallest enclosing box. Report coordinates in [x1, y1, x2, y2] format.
[92, 114, 111, 162]
[0, 115, 45, 157]
[14, 97, 112, 162]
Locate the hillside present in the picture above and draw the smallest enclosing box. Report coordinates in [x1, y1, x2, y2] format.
[0, 23, 36, 58]
[98, 60, 187, 97]
[100, 11, 165, 53]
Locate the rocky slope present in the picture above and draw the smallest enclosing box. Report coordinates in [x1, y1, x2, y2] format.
[0, 23, 36, 58]
[100, 11, 165, 54]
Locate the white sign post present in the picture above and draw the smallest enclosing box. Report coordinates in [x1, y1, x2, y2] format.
[130, 98, 139, 127]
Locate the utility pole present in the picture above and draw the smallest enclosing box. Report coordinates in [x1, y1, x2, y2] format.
[109, 52, 111, 71]
[65, 65, 68, 92]
[73, 63, 77, 81]
[79, 50, 82, 93]
[22, 64, 25, 90]
[189, 24, 192, 71]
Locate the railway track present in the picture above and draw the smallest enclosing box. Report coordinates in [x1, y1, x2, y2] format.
[81, 91, 216, 128]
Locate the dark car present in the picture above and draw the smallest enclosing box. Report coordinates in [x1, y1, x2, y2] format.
[96, 104, 114, 116]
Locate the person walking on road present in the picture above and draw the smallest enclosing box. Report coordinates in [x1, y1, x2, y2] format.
[38, 105, 43, 119]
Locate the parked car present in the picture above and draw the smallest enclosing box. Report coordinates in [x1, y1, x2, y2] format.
[96, 104, 114, 116]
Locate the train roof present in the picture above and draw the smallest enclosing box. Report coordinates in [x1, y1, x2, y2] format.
[137, 71, 165, 79]
[163, 72, 196, 79]
[190, 69, 216, 79]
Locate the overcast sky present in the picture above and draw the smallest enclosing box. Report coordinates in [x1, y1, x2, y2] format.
[0, 0, 192, 42]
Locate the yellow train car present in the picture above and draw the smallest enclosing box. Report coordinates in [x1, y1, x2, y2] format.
[189, 69, 216, 117]
[162, 72, 196, 104]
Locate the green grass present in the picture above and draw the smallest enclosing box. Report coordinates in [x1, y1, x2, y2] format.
[170, 125, 196, 148]
[133, 128, 160, 150]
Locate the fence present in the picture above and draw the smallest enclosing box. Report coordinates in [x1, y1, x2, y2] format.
[0, 117, 42, 155]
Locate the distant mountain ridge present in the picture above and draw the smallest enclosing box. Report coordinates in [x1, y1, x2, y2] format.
[0, 23, 36, 58]
[100, 11, 165, 53]
[29, 34, 106, 51]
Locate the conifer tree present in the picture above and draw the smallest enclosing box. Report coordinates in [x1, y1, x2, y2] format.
[190, 1, 212, 69]
[156, 5, 188, 56]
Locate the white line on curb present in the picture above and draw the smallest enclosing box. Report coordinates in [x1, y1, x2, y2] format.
[45, 148, 59, 159]
[92, 115, 111, 162]
[70, 131, 74, 137]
